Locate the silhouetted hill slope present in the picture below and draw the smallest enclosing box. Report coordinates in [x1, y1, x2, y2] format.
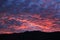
[0, 31, 60, 40]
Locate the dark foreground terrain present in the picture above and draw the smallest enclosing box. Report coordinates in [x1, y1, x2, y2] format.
[0, 31, 60, 40]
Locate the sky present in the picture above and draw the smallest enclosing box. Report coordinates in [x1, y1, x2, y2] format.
[0, 0, 60, 34]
